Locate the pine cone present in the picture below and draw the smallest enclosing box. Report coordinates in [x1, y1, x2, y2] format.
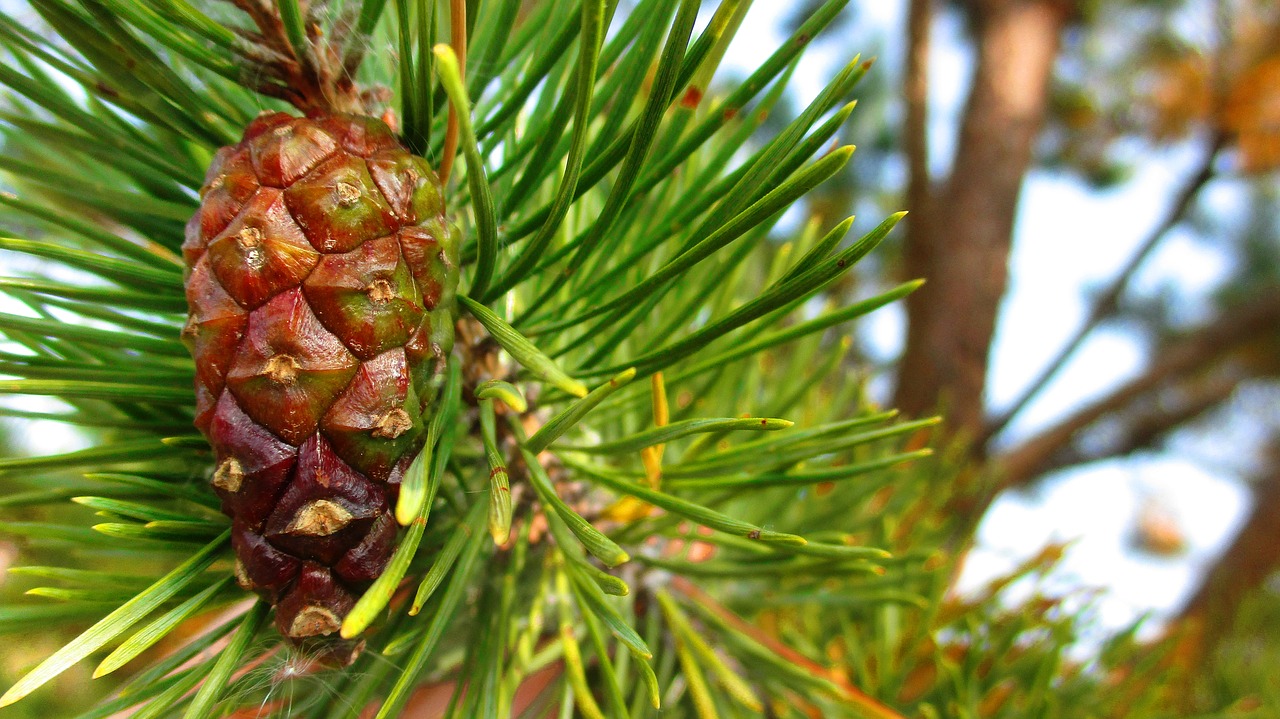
[181, 112, 458, 660]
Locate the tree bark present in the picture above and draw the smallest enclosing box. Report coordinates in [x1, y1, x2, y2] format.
[895, 0, 1072, 441]
[1172, 451, 1280, 668]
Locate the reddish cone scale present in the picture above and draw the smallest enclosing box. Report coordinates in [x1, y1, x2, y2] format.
[182, 112, 457, 660]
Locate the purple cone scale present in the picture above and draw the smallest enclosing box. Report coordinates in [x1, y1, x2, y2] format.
[183, 112, 457, 659]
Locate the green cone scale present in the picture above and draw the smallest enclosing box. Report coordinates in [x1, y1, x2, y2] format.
[182, 111, 458, 661]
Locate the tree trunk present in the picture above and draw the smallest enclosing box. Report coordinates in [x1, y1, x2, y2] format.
[896, 0, 1071, 442]
[1173, 450, 1280, 668]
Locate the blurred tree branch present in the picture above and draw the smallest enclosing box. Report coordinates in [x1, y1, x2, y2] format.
[994, 291, 1280, 490]
[982, 132, 1228, 445]
[1035, 372, 1240, 473]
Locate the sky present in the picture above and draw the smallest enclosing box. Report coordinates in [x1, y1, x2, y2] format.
[710, 2, 1251, 640]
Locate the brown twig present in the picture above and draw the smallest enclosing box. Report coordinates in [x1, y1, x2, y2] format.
[223, 0, 361, 114]
[438, 0, 466, 184]
[227, 0, 292, 57]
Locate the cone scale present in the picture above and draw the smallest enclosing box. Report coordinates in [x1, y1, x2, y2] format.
[182, 112, 458, 660]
